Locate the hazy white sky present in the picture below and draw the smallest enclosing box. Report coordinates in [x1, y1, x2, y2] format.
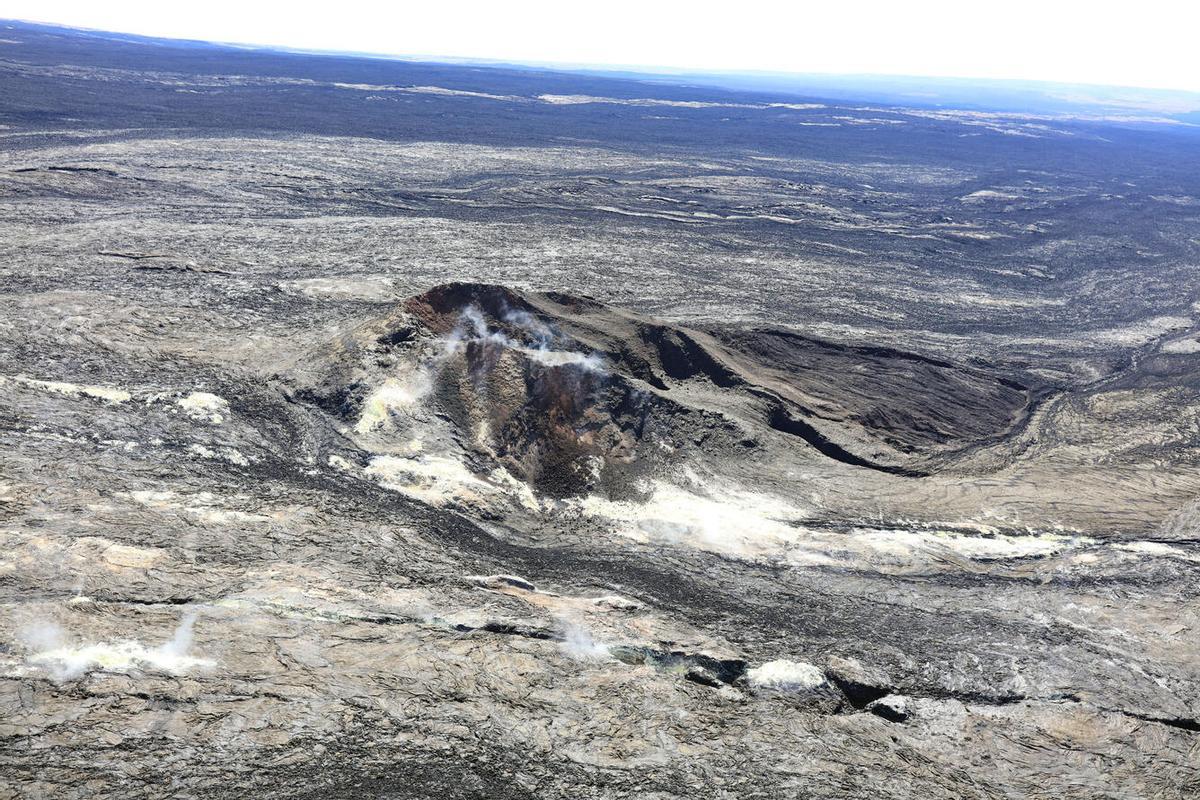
[8, 1, 1200, 92]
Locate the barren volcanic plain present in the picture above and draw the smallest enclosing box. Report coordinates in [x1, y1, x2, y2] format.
[2, 20, 1200, 799]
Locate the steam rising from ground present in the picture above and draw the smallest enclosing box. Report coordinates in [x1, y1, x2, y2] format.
[576, 473, 808, 560]
[574, 470, 1113, 568]
[355, 303, 604, 435]
[519, 348, 605, 371]
[447, 303, 606, 372]
[348, 304, 1135, 571]
[353, 303, 606, 508]
[22, 611, 213, 681]
[559, 620, 611, 661]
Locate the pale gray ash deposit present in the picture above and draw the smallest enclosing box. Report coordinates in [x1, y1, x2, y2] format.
[2, 19, 1200, 800]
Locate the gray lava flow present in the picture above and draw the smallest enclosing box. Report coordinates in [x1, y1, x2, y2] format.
[2, 19, 1200, 800]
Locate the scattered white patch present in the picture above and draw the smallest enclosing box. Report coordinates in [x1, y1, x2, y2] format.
[187, 444, 251, 466]
[23, 613, 213, 681]
[177, 391, 229, 423]
[192, 508, 272, 525]
[537, 94, 824, 112]
[575, 472, 1108, 568]
[576, 478, 808, 561]
[128, 489, 177, 506]
[747, 659, 827, 691]
[466, 574, 538, 592]
[355, 374, 432, 433]
[960, 190, 1021, 203]
[328, 454, 356, 472]
[1149, 195, 1199, 206]
[488, 468, 543, 512]
[1092, 316, 1192, 346]
[592, 594, 642, 611]
[187, 444, 218, 460]
[101, 542, 164, 569]
[1160, 336, 1200, 354]
[403, 85, 519, 101]
[473, 419, 492, 448]
[1114, 541, 1200, 562]
[953, 292, 1063, 309]
[332, 83, 520, 101]
[366, 454, 494, 507]
[281, 276, 400, 301]
[942, 230, 1006, 241]
[591, 204, 702, 223]
[127, 488, 274, 524]
[867, 694, 911, 720]
[831, 115, 907, 126]
[854, 527, 1084, 561]
[5, 375, 130, 404]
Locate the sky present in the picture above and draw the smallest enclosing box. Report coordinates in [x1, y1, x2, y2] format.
[7, 0, 1200, 93]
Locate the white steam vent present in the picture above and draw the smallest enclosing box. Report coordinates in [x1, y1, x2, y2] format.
[446, 304, 606, 372]
[23, 611, 214, 681]
[559, 621, 611, 661]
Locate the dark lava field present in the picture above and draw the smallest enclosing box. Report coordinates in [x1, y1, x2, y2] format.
[2, 19, 1199, 800]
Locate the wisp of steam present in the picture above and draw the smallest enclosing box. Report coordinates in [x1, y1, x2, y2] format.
[447, 304, 607, 373]
[22, 609, 213, 682]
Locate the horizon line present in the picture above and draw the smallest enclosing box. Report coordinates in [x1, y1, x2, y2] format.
[8, 16, 1200, 100]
